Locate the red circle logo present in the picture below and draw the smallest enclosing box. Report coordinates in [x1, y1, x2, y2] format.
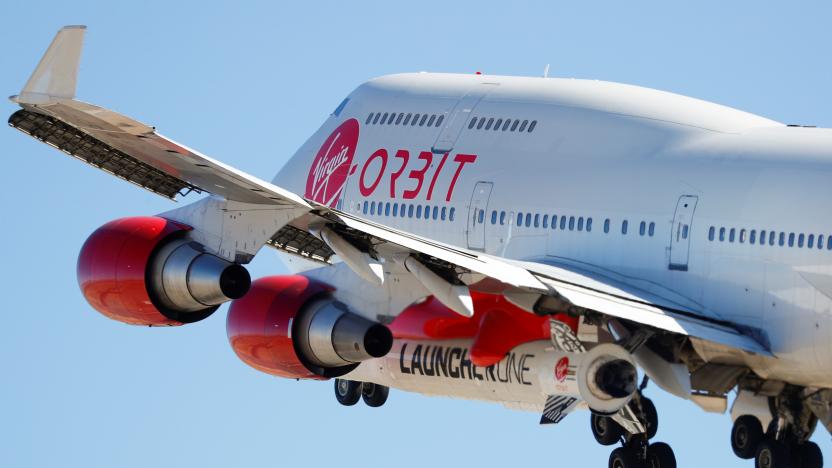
[305, 118, 360, 207]
[555, 356, 569, 382]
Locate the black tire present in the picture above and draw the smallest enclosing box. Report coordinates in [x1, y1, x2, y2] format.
[609, 446, 640, 468]
[592, 413, 624, 446]
[732, 415, 764, 459]
[361, 383, 389, 408]
[647, 442, 676, 468]
[755, 439, 789, 468]
[639, 397, 659, 440]
[334, 379, 362, 406]
[793, 441, 823, 468]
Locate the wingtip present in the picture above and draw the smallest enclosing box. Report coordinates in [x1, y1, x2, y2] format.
[62, 25, 87, 30]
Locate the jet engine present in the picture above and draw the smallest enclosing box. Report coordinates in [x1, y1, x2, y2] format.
[77, 216, 251, 326]
[226, 275, 393, 379]
[573, 343, 639, 415]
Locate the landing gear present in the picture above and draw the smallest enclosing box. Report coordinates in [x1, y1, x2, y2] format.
[334, 379, 390, 408]
[361, 383, 389, 407]
[731, 387, 824, 468]
[593, 393, 676, 468]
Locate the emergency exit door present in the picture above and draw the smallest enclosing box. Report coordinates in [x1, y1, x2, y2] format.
[467, 182, 493, 250]
[669, 195, 698, 271]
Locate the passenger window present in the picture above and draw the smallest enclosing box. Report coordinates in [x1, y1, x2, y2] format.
[682, 225, 689, 239]
[388, 113, 397, 124]
[491, 211, 497, 225]
[739, 229, 746, 243]
[798, 233, 805, 248]
[511, 120, 519, 131]
[818, 234, 824, 250]
[485, 118, 494, 130]
[494, 118, 503, 130]
[719, 227, 725, 241]
[808, 234, 815, 248]
[587, 218, 593, 232]
[569, 216, 575, 231]
[436, 115, 444, 127]
[622, 220, 628, 234]
[373, 113, 382, 124]
[728, 228, 735, 242]
[750, 230, 756, 244]
[708, 226, 715, 241]
[433, 206, 439, 220]
[469, 117, 478, 129]
[577, 217, 584, 231]
[500, 211, 506, 225]
[519, 120, 528, 132]
[543, 214, 549, 229]
[403, 113, 412, 125]
[393, 203, 399, 217]
[366, 113, 374, 124]
[478, 209, 485, 224]
[408, 205, 415, 218]
[419, 115, 428, 126]
[525, 213, 532, 227]
[411, 114, 420, 126]
[639, 221, 646, 236]
[560, 216, 567, 230]
[395, 113, 404, 125]
[528, 120, 537, 132]
[517, 212, 524, 226]
[534, 213, 540, 228]
[769, 231, 775, 246]
[416, 205, 422, 218]
[426, 115, 436, 127]
[604, 219, 610, 233]
[385, 202, 391, 216]
[363, 201, 368, 214]
[648, 222, 654, 236]
[477, 118, 486, 129]
[551, 215, 558, 229]
[381, 112, 389, 124]
[779, 232, 785, 246]
[441, 207, 446, 221]
[759, 230, 766, 245]
[788, 233, 795, 247]
[449, 207, 456, 221]
[425, 205, 431, 219]
[502, 119, 511, 131]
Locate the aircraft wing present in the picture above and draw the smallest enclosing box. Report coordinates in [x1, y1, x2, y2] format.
[9, 26, 770, 357]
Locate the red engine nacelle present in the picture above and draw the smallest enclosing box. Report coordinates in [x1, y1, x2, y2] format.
[77, 216, 251, 326]
[227, 275, 393, 379]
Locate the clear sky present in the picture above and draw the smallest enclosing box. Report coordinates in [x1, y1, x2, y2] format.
[1, 1, 830, 467]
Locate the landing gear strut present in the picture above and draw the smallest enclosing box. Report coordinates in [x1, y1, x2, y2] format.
[590, 392, 676, 468]
[334, 379, 390, 408]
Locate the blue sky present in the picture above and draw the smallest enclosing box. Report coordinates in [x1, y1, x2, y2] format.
[1, 1, 830, 467]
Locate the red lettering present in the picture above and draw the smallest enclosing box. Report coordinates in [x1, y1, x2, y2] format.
[446, 153, 477, 202]
[426, 152, 448, 201]
[359, 149, 388, 197]
[402, 151, 433, 199]
[389, 149, 410, 198]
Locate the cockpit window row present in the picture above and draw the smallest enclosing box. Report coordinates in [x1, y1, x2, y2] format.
[362, 200, 456, 222]
[467, 117, 537, 133]
[365, 112, 444, 128]
[708, 226, 832, 250]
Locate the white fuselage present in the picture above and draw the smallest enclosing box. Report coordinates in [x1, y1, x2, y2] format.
[274, 72, 832, 390]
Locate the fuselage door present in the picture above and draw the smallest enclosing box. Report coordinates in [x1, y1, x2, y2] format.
[467, 182, 493, 250]
[432, 88, 489, 154]
[669, 195, 699, 271]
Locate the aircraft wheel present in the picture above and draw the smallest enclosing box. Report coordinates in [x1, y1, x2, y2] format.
[361, 383, 389, 407]
[732, 415, 764, 459]
[608, 446, 641, 468]
[639, 397, 659, 440]
[755, 439, 789, 468]
[792, 441, 823, 468]
[592, 413, 624, 446]
[334, 379, 362, 406]
[646, 442, 676, 468]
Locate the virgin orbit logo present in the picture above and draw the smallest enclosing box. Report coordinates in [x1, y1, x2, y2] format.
[555, 356, 569, 383]
[305, 119, 359, 207]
